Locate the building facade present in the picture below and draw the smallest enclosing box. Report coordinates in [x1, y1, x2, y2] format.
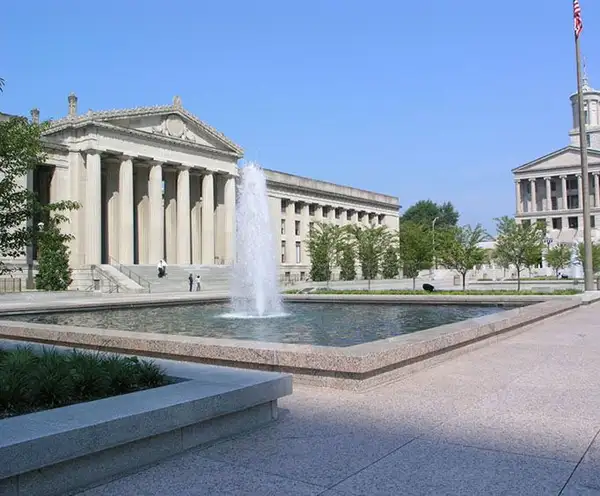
[8, 94, 399, 279]
[512, 77, 600, 244]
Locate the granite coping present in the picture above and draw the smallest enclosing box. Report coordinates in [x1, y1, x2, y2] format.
[0, 339, 292, 481]
[0, 296, 587, 383]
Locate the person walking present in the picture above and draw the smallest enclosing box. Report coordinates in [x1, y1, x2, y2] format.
[188, 273, 194, 292]
[195, 274, 202, 291]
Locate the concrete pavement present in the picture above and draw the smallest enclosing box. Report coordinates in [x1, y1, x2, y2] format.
[75, 302, 600, 495]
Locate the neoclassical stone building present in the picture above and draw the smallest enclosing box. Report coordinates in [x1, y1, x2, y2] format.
[12, 94, 399, 280]
[512, 77, 600, 244]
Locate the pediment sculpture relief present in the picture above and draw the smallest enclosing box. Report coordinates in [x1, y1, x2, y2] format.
[152, 114, 197, 142]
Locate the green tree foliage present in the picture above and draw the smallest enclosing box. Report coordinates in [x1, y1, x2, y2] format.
[0, 117, 78, 275]
[305, 222, 346, 282]
[576, 242, 600, 275]
[401, 200, 459, 229]
[493, 217, 545, 291]
[339, 244, 357, 281]
[35, 220, 73, 291]
[397, 221, 432, 289]
[348, 225, 391, 289]
[438, 224, 487, 290]
[545, 244, 572, 276]
[381, 247, 399, 279]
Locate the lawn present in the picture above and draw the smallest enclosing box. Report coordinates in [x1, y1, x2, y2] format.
[0, 346, 170, 418]
[284, 289, 581, 296]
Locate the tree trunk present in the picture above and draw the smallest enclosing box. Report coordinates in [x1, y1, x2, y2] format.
[462, 272, 466, 291]
[368, 278, 371, 291]
[516, 268, 521, 292]
[412, 277, 416, 290]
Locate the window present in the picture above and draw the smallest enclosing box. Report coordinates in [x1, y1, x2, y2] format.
[568, 216, 578, 229]
[585, 109, 590, 125]
[295, 220, 301, 236]
[295, 241, 301, 263]
[568, 195, 579, 209]
[309, 205, 315, 216]
[300, 271, 305, 280]
[280, 200, 286, 214]
[281, 241, 286, 263]
[592, 216, 596, 228]
[295, 203, 301, 215]
[335, 209, 341, 219]
[309, 222, 314, 232]
[587, 133, 591, 148]
[551, 197, 558, 210]
[281, 219, 285, 235]
[552, 217, 562, 230]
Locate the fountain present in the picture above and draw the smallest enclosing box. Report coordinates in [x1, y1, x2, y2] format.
[229, 162, 285, 318]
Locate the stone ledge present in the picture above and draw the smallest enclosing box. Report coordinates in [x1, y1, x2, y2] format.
[0, 296, 584, 392]
[0, 341, 292, 496]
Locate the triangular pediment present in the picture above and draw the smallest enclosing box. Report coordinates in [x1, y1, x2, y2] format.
[512, 146, 600, 173]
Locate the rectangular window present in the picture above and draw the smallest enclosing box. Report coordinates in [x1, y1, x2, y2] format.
[295, 220, 301, 236]
[295, 203, 301, 215]
[568, 216, 578, 229]
[551, 197, 558, 210]
[347, 211, 352, 220]
[300, 271, 305, 280]
[592, 216, 596, 228]
[552, 217, 562, 230]
[280, 200, 286, 214]
[309, 205, 315, 216]
[568, 195, 579, 209]
[587, 133, 591, 147]
[281, 241, 286, 263]
[295, 241, 301, 264]
[309, 221, 314, 232]
[335, 209, 341, 219]
[585, 109, 589, 125]
[281, 219, 285, 235]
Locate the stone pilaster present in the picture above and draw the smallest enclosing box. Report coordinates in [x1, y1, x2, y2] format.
[561, 175, 568, 210]
[148, 162, 164, 263]
[85, 150, 102, 265]
[119, 156, 134, 264]
[285, 200, 295, 264]
[201, 172, 215, 264]
[515, 179, 522, 214]
[176, 167, 191, 264]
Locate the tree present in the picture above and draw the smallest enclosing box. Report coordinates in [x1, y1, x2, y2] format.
[305, 222, 346, 282]
[545, 244, 572, 276]
[576, 242, 600, 275]
[438, 224, 487, 290]
[493, 217, 545, 291]
[0, 117, 77, 275]
[348, 225, 391, 290]
[339, 244, 357, 281]
[381, 247, 399, 279]
[401, 200, 459, 229]
[35, 220, 72, 291]
[397, 221, 432, 289]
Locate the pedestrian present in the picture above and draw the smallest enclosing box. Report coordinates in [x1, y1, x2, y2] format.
[195, 274, 201, 291]
[188, 273, 194, 292]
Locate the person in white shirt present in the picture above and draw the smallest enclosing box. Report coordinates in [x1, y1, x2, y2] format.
[157, 259, 167, 278]
[195, 274, 201, 291]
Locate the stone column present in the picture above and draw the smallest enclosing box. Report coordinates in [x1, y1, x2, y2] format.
[268, 196, 283, 265]
[544, 177, 552, 211]
[68, 151, 84, 268]
[515, 180, 522, 213]
[561, 175, 567, 210]
[85, 150, 102, 265]
[577, 174, 583, 209]
[529, 179, 537, 212]
[201, 172, 215, 264]
[594, 173, 600, 208]
[119, 156, 134, 264]
[223, 174, 236, 264]
[164, 171, 177, 264]
[314, 205, 323, 222]
[135, 167, 149, 264]
[106, 164, 120, 263]
[190, 174, 202, 264]
[176, 167, 191, 264]
[148, 162, 163, 263]
[285, 200, 295, 264]
[213, 175, 226, 263]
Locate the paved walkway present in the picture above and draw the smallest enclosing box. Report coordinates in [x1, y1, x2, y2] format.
[78, 304, 600, 495]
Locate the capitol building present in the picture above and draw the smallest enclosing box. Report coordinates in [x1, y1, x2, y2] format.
[513, 76, 600, 245]
[2, 94, 399, 287]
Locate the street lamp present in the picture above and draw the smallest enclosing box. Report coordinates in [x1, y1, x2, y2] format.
[432, 217, 439, 270]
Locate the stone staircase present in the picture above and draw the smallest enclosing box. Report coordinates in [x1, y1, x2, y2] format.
[122, 264, 232, 293]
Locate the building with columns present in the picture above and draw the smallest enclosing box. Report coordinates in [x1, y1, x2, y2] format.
[7, 94, 399, 283]
[512, 76, 600, 244]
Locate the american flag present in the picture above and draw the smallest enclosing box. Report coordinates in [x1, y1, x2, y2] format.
[574, 0, 583, 38]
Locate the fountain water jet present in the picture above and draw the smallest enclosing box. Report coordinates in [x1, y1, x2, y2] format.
[229, 163, 285, 318]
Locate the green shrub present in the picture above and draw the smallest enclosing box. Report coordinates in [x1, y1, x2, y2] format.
[0, 346, 170, 418]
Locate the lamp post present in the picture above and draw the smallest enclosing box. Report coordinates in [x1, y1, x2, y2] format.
[432, 217, 439, 270]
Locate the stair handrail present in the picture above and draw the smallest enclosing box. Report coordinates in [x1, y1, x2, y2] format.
[107, 256, 152, 293]
[89, 265, 122, 293]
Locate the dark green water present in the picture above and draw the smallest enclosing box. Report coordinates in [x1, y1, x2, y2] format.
[11, 302, 507, 347]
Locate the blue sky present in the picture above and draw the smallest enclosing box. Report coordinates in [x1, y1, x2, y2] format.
[2, 0, 598, 231]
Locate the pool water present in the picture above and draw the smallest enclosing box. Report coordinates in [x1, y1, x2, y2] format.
[12, 302, 509, 347]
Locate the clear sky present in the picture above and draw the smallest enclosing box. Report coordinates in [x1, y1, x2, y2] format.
[2, 0, 599, 231]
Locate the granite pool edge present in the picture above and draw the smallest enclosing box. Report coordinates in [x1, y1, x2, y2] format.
[0, 344, 292, 496]
[0, 295, 592, 391]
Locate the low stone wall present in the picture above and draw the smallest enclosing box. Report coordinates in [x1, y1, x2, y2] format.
[0, 339, 292, 496]
[0, 293, 590, 391]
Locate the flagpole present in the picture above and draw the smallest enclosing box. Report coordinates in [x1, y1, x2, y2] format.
[575, 30, 594, 290]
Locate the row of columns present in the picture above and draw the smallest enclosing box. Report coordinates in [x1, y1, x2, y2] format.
[71, 150, 235, 267]
[515, 173, 600, 213]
